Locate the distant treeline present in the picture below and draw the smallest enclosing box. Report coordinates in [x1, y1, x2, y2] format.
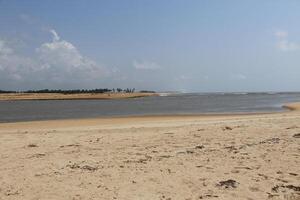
[140, 90, 156, 93]
[0, 88, 156, 94]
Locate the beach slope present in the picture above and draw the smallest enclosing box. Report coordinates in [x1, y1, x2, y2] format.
[0, 104, 299, 199]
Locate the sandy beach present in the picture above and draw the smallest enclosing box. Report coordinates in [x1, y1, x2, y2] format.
[0, 92, 157, 101]
[0, 103, 299, 200]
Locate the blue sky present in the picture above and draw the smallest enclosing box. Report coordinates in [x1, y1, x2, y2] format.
[0, 0, 300, 92]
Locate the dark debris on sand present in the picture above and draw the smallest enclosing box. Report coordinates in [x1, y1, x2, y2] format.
[66, 163, 98, 172]
[292, 133, 300, 138]
[217, 179, 239, 189]
[27, 144, 38, 148]
[223, 126, 233, 131]
[272, 185, 300, 193]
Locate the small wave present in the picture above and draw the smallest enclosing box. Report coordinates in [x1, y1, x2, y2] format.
[158, 93, 171, 97]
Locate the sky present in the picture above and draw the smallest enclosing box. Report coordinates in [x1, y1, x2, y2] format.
[0, 0, 300, 92]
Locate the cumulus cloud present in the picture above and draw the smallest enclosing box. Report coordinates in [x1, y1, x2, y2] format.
[0, 39, 35, 82]
[36, 30, 107, 84]
[0, 30, 108, 90]
[275, 30, 300, 51]
[133, 60, 161, 70]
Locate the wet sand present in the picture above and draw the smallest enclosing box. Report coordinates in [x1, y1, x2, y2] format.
[0, 103, 299, 199]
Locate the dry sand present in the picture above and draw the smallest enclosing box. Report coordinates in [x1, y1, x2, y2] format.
[0, 103, 299, 200]
[0, 92, 157, 101]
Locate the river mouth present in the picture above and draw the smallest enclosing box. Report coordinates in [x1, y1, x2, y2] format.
[1, 92, 300, 123]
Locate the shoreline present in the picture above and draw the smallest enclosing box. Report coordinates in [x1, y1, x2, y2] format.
[0, 102, 299, 129]
[282, 102, 300, 111]
[0, 92, 157, 101]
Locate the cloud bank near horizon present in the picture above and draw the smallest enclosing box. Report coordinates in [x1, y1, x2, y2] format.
[0, 30, 108, 90]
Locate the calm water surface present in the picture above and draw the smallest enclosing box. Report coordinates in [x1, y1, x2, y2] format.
[1, 93, 300, 122]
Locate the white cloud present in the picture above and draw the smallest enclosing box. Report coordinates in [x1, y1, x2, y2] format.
[133, 60, 161, 70]
[37, 29, 108, 84]
[275, 30, 300, 51]
[37, 30, 86, 70]
[0, 30, 108, 89]
[0, 39, 36, 82]
[49, 29, 60, 42]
